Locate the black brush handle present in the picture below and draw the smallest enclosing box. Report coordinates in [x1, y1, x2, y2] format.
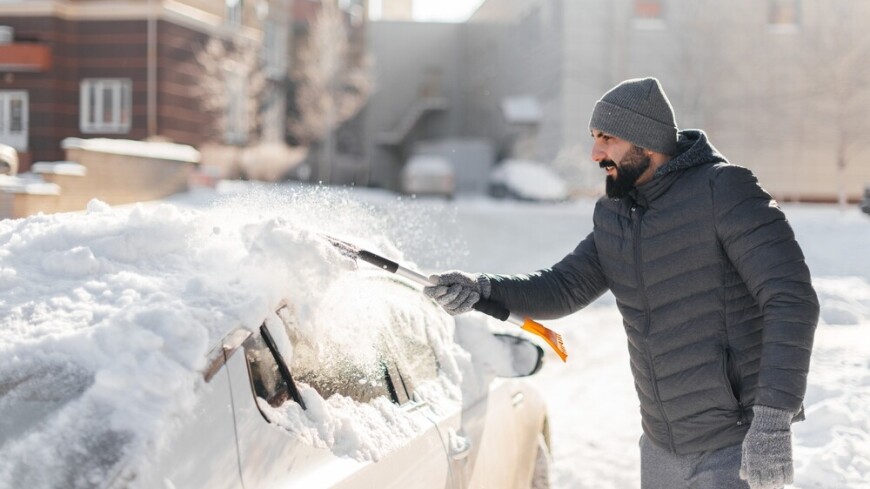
[358, 250, 399, 273]
[473, 298, 510, 321]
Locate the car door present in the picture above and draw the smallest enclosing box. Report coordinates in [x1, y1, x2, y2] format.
[416, 376, 521, 489]
[224, 307, 455, 489]
[123, 331, 248, 489]
[358, 275, 547, 489]
[401, 317, 547, 489]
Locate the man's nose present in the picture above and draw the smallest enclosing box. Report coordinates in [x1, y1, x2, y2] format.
[591, 142, 606, 162]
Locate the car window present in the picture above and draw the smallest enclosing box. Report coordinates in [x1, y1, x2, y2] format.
[243, 333, 291, 409]
[276, 304, 394, 404]
[256, 279, 445, 408]
[376, 277, 441, 390]
[383, 325, 439, 396]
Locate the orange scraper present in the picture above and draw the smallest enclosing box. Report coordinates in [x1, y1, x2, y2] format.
[322, 235, 568, 362]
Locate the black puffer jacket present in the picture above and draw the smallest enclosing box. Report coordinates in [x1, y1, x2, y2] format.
[487, 130, 818, 454]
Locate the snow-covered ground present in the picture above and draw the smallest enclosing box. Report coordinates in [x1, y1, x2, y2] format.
[2, 182, 868, 488]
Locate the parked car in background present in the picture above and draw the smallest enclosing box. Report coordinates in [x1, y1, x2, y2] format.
[400, 154, 456, 199]
[861, 184, 870, 215]
[489, 160, 568, 202]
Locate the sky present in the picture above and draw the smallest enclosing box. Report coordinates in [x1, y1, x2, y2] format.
[370, 0, 485, 22]
[1, 181, 869, 488]
[413, 0, 485, 21]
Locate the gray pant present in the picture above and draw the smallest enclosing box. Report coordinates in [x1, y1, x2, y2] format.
[640, 435, 750, 489]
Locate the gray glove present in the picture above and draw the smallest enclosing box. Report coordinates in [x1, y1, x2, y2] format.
[740, 405, 795, 489]
[423, 271, 491, 315]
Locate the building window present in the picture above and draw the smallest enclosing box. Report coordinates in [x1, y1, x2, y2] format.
[768, 0, 800, 32]
[79, 79, 131, 134]
[633, 0, 665, 29]
[226, 0, 243, 26]
[634, 0, 663, 19]
[0, 90, 28, 151]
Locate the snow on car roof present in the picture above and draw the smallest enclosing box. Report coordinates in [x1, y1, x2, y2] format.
[0, 187, 502, 488]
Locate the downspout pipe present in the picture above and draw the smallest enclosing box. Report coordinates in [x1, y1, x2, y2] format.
[147, 0, 158, 137]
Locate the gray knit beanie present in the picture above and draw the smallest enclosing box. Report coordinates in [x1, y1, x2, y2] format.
[589, 77, 678, 155]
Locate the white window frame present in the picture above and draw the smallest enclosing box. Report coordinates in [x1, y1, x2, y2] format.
[79, 78, 132, 134]
[0, 90, 29, 151]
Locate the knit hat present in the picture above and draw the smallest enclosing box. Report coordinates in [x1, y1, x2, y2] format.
[589, 77, 678, 155]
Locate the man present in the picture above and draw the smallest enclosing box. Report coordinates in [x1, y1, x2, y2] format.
[424, 77, 818, 489]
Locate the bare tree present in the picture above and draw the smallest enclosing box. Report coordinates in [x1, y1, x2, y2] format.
[665, 0, 748, 133]
[798, 0, 870, 207]
[195, 36, 267, 147]
[290, 0, 372, 182]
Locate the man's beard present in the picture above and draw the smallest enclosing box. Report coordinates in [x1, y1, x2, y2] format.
[600, 146, 651, 199]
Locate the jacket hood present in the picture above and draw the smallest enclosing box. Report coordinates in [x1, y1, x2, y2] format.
[654, 129, 728, 178]
[628, 130, 727, 206]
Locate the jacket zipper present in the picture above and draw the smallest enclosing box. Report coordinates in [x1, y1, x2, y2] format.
[632, 205, 676, 452]
[722, 348, 746, 426]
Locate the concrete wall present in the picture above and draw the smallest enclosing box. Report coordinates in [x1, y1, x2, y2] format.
[365, 21, 464, 190]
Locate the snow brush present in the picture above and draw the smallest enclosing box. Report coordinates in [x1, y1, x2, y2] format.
[322, 235, 568, 362]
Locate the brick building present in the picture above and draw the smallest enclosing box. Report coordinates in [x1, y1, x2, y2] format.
[0, 0, 289, 172]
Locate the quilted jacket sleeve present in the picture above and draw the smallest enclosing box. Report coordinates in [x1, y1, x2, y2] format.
[712, 164, 819, 411]
[484, 231, 610, 320]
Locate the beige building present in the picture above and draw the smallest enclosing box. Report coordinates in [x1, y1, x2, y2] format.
[365, 0, 870, 202]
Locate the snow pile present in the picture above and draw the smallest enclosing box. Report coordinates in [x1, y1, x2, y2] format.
[61, 138, 200, 163]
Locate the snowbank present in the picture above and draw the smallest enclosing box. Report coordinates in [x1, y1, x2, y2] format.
[61, 138, 200, 163]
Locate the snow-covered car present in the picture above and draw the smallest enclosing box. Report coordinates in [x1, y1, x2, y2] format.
[400, 155, 456, 198]
[118, 298, 548, 489]
[489, 160, 568, 202]
[0, 201, 550, 489]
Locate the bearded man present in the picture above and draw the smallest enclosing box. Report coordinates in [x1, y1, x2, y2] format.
[425, 77, 818, 489]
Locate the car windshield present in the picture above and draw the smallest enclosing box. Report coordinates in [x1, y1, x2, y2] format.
[274, 274, 439, 405]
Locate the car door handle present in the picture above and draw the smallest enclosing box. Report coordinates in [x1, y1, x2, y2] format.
[512, 392, 525, 408]
[448, 429, 472, 461]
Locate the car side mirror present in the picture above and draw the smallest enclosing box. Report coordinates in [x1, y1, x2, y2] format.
[491, 333, 544, 377]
